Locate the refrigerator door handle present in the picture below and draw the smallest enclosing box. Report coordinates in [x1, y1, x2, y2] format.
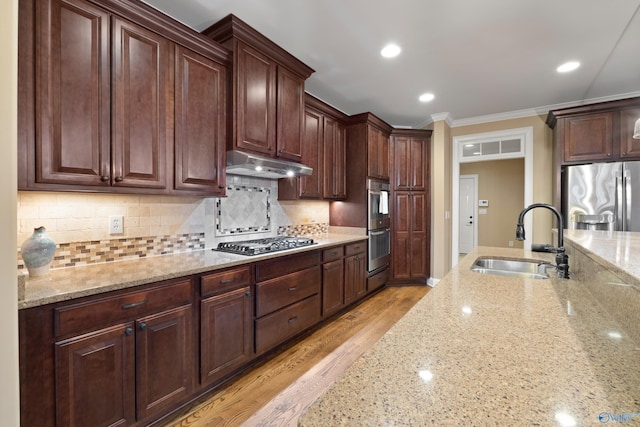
[616, 176, 624, 231]
[625, 175, 631, 232]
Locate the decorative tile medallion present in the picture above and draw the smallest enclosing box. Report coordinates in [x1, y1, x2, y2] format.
[216, 185, 271, 235]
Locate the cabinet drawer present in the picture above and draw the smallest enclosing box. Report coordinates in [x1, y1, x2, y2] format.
[345, 241, 366, 257]
[54, 278, 192, 337]
[367, 267, 388, 292]
[256, 250, 320, 281]
[255, 294, 321, 354]
[201, 266, 251, 297]
[255, 267, 320, 317]
[322, 246, 344, 262]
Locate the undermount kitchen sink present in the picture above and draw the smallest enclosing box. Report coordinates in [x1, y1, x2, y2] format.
[470, 257, 553, 280]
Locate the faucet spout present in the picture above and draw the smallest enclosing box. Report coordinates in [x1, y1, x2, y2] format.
[515, 203, 569, 279]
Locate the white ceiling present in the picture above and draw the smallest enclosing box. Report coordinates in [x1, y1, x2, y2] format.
[144, 0, 640, 128]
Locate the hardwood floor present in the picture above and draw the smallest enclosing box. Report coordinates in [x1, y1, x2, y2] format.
[161, 285, 430, 427]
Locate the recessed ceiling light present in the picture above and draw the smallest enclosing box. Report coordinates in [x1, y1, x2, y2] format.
[419, 93, 435, 102]
[557, 61, 580, 73]
[380, 43, 401, 58]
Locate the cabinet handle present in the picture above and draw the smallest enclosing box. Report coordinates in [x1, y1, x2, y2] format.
[100, 176, 109, 182]
[622, 152, 627, 157]
[245, 290, 251, 297]
[124, 327, 133, 336]
[121, 300, 147, 310]
[288, 287, 298, 291]
[288, 316, 298, 324]
[114, 176, 124, 182]
[330, 251, 337, 256]
[220, 278, 236, 284]
[139, 322, 147, 330]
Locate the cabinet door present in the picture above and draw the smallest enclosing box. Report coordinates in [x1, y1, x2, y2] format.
[619, 108, 640, 159]
[136, 304, 194, 420]
[392, 191, 411, 280]
[410, 193, 428, 278]
[112, 17, 170, 189]
[323, 117, 347, 199]
[299, 108, 323, 198]
[35, 0, 111, 186]
[367, 126, 390, 179]
[563, 113, 614, 162]
[201, 286, 253, 386]
[344, 253, 366, 304]
[277, 66, 305, 161]
[55, 322, 135, 427]
[174, 45, 226, 194]
[322, 258, 344, 317]
[235, 41, 277, 155]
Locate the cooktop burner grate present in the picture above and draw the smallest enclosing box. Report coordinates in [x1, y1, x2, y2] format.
[214, 236, 315, 256]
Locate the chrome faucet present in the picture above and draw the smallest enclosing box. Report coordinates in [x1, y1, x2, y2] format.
[515, 203, 570, 279]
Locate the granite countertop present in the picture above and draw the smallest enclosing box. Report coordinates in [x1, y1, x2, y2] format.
[300, 234, 640, 426]
[19, 233, 367, 310]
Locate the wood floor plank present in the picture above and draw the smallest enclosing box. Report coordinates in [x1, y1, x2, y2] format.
[163, 285, 429, 427]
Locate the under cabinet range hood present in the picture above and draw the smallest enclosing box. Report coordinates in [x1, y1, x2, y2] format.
[225, 150, 313, 179]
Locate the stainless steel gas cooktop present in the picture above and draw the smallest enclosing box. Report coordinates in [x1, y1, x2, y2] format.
[214, 236, 315, 256]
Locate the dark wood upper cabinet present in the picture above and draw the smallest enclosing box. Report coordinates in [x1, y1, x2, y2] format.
[547, 97, 640, 164]
[392, 133, 428, 191]
[202, 14, 314, 162]
[174, 45, 227, 195]
[33, 0, 112, 187]
[278, 94, 347, 201]
[112, 16, 171, 189]
[19, 0, 230, 195]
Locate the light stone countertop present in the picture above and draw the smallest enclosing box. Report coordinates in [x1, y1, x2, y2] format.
[19, 233, 367, 310]
[299, 235, 640, 426]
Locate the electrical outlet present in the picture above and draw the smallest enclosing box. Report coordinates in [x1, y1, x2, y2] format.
[109, 215, 124, 234]
[508, 240, 514, 247]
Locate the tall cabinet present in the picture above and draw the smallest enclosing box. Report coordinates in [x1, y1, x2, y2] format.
[390, 129, 432, 284]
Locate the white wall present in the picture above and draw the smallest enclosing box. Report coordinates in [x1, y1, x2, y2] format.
[1, 0, 20, 423]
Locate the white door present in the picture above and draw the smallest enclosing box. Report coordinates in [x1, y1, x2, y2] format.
[459, 175, 477, 254]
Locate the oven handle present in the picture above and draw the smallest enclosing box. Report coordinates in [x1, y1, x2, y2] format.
[369, 228, 390, 236]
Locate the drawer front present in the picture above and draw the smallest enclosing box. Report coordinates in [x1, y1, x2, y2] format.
[54, 278, 192, 337]
[367, 267, 389, 292]
[256, 251, 320, 282]
[255, 267, 320, 317]
[345, 241, 366, 257]
[322, 246, 344, 262]
[255, 294, 321, 354]
[201, 266, 251, 297]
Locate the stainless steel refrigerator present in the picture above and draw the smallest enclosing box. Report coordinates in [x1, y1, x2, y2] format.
[563, 161, 640, 231]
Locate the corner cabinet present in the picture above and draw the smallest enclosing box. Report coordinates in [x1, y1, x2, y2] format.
[18, 0, 229, 196]
[203, 14, 314, 162]
[390, 129, 432, 284]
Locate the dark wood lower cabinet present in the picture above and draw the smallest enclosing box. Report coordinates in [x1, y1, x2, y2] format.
[200, 286, 253, 386]
[55, 323, 135, 427]
[20, 243, 376, 426]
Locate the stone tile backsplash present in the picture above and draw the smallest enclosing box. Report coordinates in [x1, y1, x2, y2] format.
[18, 174, 331, 272]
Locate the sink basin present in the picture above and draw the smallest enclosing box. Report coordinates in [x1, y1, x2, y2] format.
[470, 257, 553, 280]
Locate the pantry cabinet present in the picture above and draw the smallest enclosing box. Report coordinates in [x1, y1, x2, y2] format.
[390, 129, 432, 284]
[203, 14, 314, 162]
[18, 0, 229, 196]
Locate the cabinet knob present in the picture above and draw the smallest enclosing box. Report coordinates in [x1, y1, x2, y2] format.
[607, 153, 611, 157]
[114, 176, 124, 182]
[139, 322, 147, 330]
[100, 176, 109, 182]
[245, 290, 251, 297]
[219, 184, 225, 189]
[622, 152, 627, 157]
[125, 327, 133, 336]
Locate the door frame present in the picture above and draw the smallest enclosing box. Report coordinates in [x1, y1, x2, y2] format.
[451, 127, 533, 267]
[459, 174, 478, 254]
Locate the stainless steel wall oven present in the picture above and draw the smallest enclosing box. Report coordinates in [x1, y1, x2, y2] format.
[367, 179, 391, 272]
